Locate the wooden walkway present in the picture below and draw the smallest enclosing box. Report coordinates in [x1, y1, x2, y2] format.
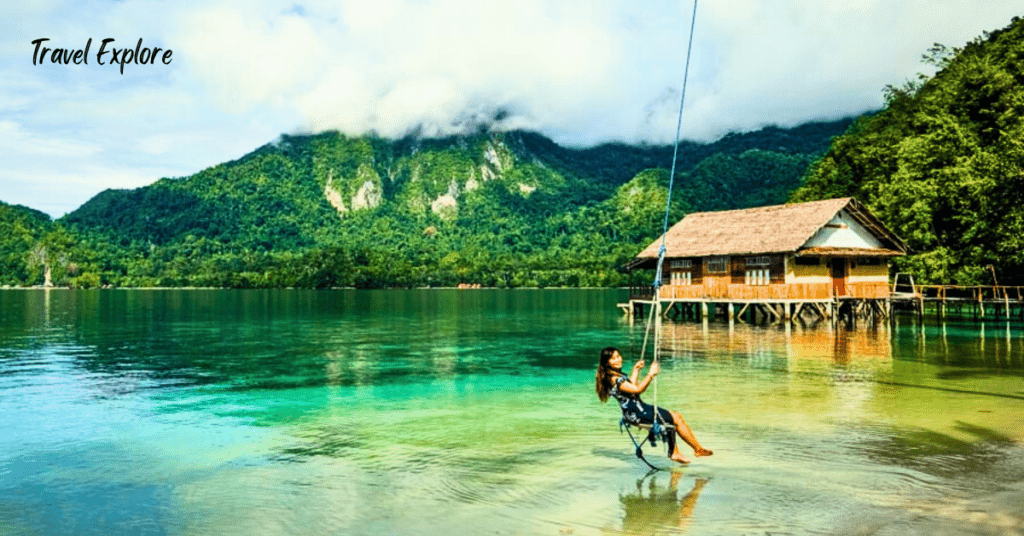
[891, 284, 1024, 321]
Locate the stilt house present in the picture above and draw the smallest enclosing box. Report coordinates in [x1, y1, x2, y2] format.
[627, 198, 907, 301]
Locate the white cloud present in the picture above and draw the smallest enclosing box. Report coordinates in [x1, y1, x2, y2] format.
[173, 4, 325, 114]
[0, 121, 101, 157]
[1, 0, 1022, 215]
[165, 0, 1023, 145]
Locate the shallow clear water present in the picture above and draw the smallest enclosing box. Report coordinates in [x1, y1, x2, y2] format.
[0, 289, 1021, 536]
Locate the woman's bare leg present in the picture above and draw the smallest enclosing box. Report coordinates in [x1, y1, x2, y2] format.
[663, 412, 690, 464]
[670, 411, 713, 457]
[669, 444, 690, 464]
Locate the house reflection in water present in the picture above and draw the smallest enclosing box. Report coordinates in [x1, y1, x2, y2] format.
[643, 320, 896, 423]
[655, 320, 893, 367]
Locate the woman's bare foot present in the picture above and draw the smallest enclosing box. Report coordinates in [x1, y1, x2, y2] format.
[670, 453, 691, 464]
[694, 448, 713, 457]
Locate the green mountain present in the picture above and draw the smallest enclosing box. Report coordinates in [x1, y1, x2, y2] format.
[793, 16, 1024, 285]
[0, 201, 53, 286]
[15, 120, 854, 288]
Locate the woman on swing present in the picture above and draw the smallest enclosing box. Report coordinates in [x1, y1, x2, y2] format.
[596, 347, 712, 464]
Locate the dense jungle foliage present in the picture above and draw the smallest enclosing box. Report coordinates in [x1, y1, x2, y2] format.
[0, 201, 54, 286]
[793, 16, 1024, 285]
[0, 119, 849, 288]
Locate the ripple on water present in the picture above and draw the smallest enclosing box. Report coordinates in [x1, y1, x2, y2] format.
[3, 289, 1023, 536]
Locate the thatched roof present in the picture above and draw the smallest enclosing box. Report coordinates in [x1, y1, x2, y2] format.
[628, 198, 905, 269]
[797, 246, 903, 257]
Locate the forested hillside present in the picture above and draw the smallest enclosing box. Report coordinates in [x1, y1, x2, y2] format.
[5, 119, 853, 288]
[793, 17, 1024, 285]
[0, 202, 54, 286]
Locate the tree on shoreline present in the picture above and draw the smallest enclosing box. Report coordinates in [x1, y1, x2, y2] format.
[793, 17, 1024, 285]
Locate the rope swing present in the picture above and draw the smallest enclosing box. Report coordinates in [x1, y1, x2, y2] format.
[621, 0, 699, 470]
[651, 0, 698, 435]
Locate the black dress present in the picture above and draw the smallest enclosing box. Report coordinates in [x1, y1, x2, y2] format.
[610, 375, 675, 426]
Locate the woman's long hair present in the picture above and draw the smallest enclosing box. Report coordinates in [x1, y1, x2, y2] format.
[595, 347, 621, 403]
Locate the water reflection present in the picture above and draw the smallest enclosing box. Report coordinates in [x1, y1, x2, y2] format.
[655, 316, 1024, 378]
[2, 289, 1023, 536]
[616, 472, 708, 535]
[657, 319, 893, 363]
[892, 317, 1024, 371]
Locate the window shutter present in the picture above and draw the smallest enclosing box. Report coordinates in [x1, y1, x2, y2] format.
[731, 257, 745, 284]
[769, 255, 785, 284]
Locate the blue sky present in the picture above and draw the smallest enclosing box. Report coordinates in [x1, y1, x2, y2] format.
[2, 0, 1020, 217]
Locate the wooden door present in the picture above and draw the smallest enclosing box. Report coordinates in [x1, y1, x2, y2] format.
[831, 259, 847, 296]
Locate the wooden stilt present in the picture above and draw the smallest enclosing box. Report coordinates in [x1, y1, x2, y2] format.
[737, 302, 751, 319]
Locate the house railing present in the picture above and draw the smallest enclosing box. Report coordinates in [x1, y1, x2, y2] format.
[916, 285, 1024, 302]
[629, 285, 655, 301]
[654, 282, 890, 301]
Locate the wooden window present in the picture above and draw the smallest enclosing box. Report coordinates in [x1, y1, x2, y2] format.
[670, 271, 692, 286]
[742, 256, 771, 284]
[707, 256, 728, 274]
[668, 259, 693, 286]
[745, 268, 769, 285]
[736, 254, 783, 285]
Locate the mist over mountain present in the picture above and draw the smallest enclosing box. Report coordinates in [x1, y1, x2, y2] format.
[0, 119, 854, 288]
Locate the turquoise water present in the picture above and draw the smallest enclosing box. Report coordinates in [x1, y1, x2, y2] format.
[0, 289, 1021, 535]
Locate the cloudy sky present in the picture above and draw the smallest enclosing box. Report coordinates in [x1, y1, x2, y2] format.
[1, 0, 1020, 217]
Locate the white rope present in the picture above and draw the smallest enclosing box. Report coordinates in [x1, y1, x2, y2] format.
[650, 0, 698, 425]
[638, 293, 658, 364]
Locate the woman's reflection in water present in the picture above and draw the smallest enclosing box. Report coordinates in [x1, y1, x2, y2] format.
[618, 472, 709, 535]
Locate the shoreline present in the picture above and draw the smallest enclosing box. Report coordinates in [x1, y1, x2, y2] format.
[1, 285, 628, 291]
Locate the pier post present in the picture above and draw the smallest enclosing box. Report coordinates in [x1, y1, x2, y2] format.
[784, 302, 791, 322]
[700, 301, 708, 320]
[727, 303, 735, 320]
